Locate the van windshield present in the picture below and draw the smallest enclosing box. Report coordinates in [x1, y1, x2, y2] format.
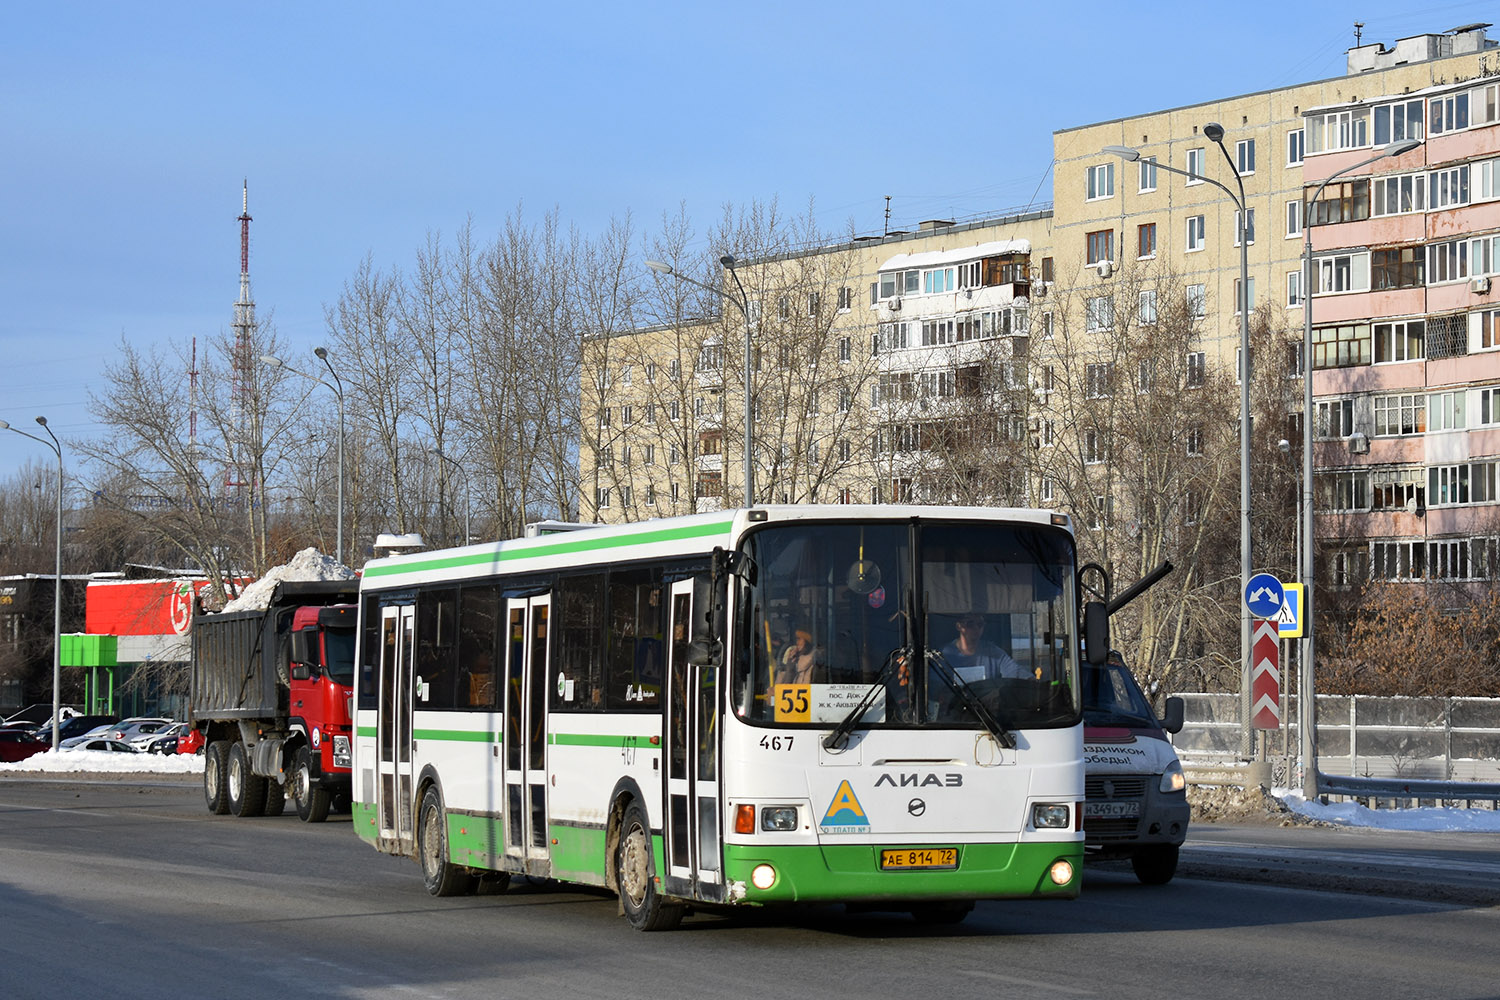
[1081, 660, 1158, 728]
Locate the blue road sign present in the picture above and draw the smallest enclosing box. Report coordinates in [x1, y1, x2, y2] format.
[1244, 573, 1284, 618]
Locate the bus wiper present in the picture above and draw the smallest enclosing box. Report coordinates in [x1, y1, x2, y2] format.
[926, 649, 1016, 749]
[822, 646, 904, 750]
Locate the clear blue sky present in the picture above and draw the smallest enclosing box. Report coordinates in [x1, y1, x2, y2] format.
[3, 0, 1492, 477]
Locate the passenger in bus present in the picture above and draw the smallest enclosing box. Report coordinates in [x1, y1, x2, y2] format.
[467, 649, 496, 707]
[940, 614, 1027, 682]
[776, 627, 820, 685]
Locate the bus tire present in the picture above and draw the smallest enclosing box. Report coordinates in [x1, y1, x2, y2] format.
[909, 900, 974, 924]
[227, 741, 266, 817]
[1131, 845, 1179, 885]
[203, 741, 230, 815]
[418, 785, 476, 897]
[616, 800, 683, 931]
[263, 777, 286, 817]
[292, 747, 332, 823]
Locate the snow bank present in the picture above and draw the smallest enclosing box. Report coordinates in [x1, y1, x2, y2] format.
[221, 548, 356, 612]
[0, 750, 204, 776]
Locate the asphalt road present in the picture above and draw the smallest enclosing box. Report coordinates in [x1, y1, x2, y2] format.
[3, 777, 1499, 1000]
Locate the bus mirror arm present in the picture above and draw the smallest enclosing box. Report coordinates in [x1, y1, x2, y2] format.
[1106, 560, 1174, 617]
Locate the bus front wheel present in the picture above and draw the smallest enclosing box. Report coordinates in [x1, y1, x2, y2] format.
[616, 800, 683, 931]
[418, 786, 476, 897]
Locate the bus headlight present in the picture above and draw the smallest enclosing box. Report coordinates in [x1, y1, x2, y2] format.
[751, 864, 777, 889]
[1049, 859, 1075, 885]
[761, 806, 798, 832]
[1159, 760, 1186, 793]
[1031, 803, 1072, 829]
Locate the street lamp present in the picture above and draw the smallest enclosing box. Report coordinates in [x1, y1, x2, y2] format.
[2, 416, 64, 750]
[1298, 136, 1421, 800]
[1108, 127, 1255, 757]
[262, 351, 346, 565]
[646, 256, 756, 505]
[429, 447, 471, 545]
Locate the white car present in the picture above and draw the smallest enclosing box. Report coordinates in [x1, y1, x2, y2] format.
[106, 718, 175, 743]
[129, 721, 187, 752]
[60, 737, 144, 753]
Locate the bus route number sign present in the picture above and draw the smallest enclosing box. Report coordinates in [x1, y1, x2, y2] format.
[774, 684, 811, 723]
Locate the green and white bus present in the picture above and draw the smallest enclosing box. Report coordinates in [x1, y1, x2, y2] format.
[352, 505, 1097, 929]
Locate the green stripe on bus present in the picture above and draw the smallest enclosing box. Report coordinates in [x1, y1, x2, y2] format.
[414, 728, 500, 743]
[550, 733, 652, 748]
[363, 519, 735, 578]
[356, 726, 376, 738]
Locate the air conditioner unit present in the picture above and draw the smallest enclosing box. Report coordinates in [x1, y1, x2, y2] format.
[1097, 259, 1114, 278]
[1347, 432, 1370, 454]
[888, 297, 902, 311]
[1472, 276, 1491, 294]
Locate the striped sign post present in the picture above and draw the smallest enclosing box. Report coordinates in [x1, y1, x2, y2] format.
[1251, 618, 1281, 730]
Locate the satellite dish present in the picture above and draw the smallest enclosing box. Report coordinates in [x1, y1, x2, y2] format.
[847, 559, 882, 595]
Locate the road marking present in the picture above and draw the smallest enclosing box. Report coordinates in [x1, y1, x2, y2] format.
[957, 970, 1094, 994]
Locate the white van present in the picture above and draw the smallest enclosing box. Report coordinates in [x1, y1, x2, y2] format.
[1081, 652, 1189, 883]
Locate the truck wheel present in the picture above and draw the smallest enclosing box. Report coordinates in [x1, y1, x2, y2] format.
[1131, 844, 1179, 885]
[615, 799, 683, 931]
[291, 746, 332, 823]
[417, 786, 475, 897]
[203, 741, 230, 815]
[227, 742, 267, 818]
[263, 777, 287, 817]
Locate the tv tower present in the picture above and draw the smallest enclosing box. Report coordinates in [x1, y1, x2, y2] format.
[224, 180, 256, 499]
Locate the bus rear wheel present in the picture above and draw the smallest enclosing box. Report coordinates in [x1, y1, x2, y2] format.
[616, 800, 683, 931]
[418, 786, 476, 897]
[291, 747, 332, 823]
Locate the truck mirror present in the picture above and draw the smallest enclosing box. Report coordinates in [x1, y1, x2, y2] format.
[1083, 601, 1109, 665]
[290, 663, 312, 682]
[1161, 695, 1185, 735]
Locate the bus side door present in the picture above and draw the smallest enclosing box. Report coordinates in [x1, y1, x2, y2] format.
[376, 603, 416, 854]
[504, 595, 552, 876]
[664, 578, 723, 902]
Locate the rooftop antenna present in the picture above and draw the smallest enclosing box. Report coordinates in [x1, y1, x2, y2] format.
[884, 195, 891, 236]
[1354, 21, 1364, 45]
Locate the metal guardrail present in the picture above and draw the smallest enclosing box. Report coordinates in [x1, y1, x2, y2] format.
[1315, 773, 1500, 805]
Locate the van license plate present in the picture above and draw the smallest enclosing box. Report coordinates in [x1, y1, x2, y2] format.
[880, 847, 958, 870]
[1084, 801, 1141, 818]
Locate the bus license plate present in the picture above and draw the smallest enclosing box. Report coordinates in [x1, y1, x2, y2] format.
[880, 847, 958, 871]
[1084, 801, 1141, 819]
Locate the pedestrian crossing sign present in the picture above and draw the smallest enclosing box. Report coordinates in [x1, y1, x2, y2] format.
[1278, 583, 1305, 638]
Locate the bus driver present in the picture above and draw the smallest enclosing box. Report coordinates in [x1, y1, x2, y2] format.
[941, 614, 1027, 683]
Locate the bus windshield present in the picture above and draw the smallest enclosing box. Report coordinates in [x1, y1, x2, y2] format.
[733, 519, 1079, 732]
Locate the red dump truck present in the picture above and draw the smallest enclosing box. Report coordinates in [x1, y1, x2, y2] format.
[188, 580, 359, 822]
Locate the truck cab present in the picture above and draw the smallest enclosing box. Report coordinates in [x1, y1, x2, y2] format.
[287, 603, 357, 819]
[1081, 651, 1189, 884]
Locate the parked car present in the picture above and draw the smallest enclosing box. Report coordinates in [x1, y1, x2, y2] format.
[32, 714, 118, 746]
[106, 717, 175, 742]
[176, 728, 205, 755]
[0, 729, 48, 763]
[134, 722, 187, 754]
[60, 737, 144, 754]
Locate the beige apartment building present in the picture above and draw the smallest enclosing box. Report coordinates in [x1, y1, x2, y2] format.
[582, 22, 1500, 582]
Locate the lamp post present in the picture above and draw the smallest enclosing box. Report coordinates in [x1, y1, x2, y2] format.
[1298, 137, 1421, 800]
[646, 256, 756, 505]
[429, 448, 471, 545]
[1107, 128, 1255, 756]
[261, 351, 346, 565]
[2, 417, 64, 750]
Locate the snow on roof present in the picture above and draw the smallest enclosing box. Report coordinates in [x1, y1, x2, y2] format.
[220, 548, 356, 613]
[879, 239, 1031, 273]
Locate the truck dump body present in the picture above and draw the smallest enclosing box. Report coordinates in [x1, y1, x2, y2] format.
[189, 581, 360, 723]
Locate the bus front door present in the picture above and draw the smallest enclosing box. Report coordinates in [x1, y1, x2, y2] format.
[504, 595, 552, 876]
[376, 603, 417, 854]
[664, 578, 723, 902]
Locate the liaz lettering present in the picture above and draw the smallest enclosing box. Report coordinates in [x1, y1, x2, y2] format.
[874, 772, 963, 788]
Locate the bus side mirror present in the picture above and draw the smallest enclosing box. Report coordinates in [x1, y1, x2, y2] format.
[1161, 695, 1185, 735]
[687, 639, 720, 667]
[1083, 601, 1109, 665]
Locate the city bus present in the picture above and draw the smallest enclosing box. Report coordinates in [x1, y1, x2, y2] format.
[351, 505, 1101, 929]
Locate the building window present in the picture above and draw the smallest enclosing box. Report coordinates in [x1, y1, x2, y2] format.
[669, 400, 680, 421]
[1236, 138, 1256, 175]
[644, 443, 656, 465]
[669, 359, 680, 380]
[837, 286, 852, 311]
[1374, 393, 1426, 435]
[1085, 295, 1114, 331]
[1307, 179, 1370, 226]
[1285, 200, 1302, 238]
[1234, 209, 1256, 246]
[1186, 424, 1204, 456]
[1286, 128, 1304, 165]
[1320, 471, 1369, 512]
[1085, 362, 1115, 399]
[596, 486, 611, 509]
[1373, 172, 1427, 216]
[1371, 247, 1424, 290]
[1185, 147, 1205, 184]
[1084, 429, 1108, 464]
[1139, 156, 1158, 192]
[1375, 99, 1424, 144]
[1186, 215, 1205, 252]
[1041, 257, 1054, 282]
[1479, 309, 1500, 351]
[622, 405, 633, 426]
[838, 439, 851, 462]
[1186, 352, 1206, 388]
[879, 268, 920, 299]
[807, 291, 821, 317]
[1287, 271, 1303, 308]
[1316, 252, 1369, 294]
[1429, 389, 1467, 431]
[1137, 359, 1155, 393]
[1312, 322, 1371, 369]
[670, 482, 679, 503]
[1139, 289, 1158, 325]
[598, 407, 611, 428]
[1042, 419, 1055, 447]
[1089, 494, 1113, 530]
[923, 268, 956, 294]
[1305, 107, 1370, 154]
[1186, 284, 1206, 318]
[1086, 230, 1114, 265]
[1316, 398, 1355, 438]
[1137, 222, 1157, 258]
[645, 362, 656, 384]
[1040, 477, 1054, 502]
[1429, 164, 1471, 210]
[1430, 91, 1471, 135]
[1427, 239, 1471, 284]
[1233, 277, 1256, 315]
[1086, 162, 1115, 201]
[777, 296, 790, 320]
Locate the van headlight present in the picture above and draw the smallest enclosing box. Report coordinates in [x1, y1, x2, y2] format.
[1031, 803, 1072, 829]
[1160, 759, 1186, 793]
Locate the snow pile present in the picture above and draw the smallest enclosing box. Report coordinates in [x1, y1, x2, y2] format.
[0, 750, 204, 776]
[222, 548, 356, 612]
[1274, 790, 1500, 832]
